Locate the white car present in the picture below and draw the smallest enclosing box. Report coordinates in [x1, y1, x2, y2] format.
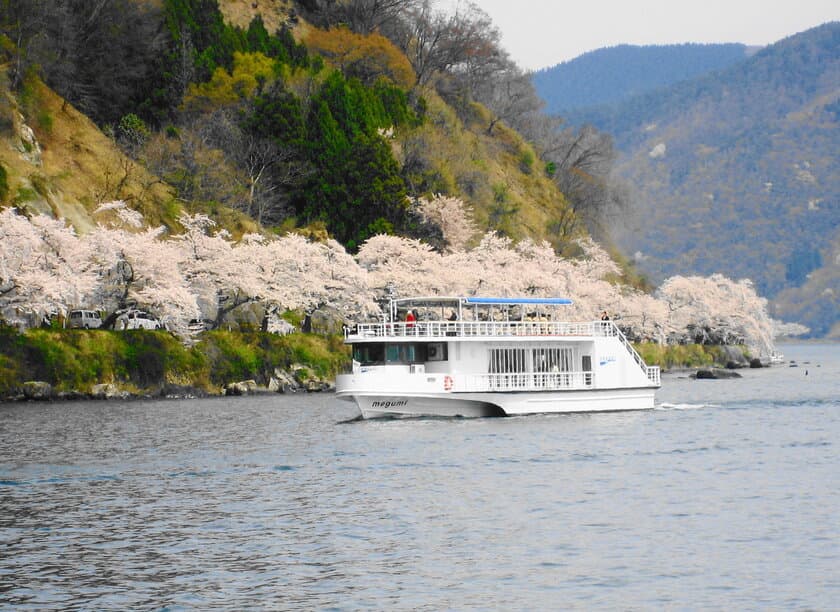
[68, 310, 103, 329]
[115, 309, 163, 330]
[188, 318, 214, 332]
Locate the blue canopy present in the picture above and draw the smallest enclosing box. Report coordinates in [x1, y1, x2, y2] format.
[464, 297, 573, 305]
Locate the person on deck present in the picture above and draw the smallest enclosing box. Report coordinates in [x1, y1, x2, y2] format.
[405, 310, 416, 327]
[600, 311, 610, 321]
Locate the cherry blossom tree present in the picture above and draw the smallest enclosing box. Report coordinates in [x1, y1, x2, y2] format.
[356, 233, 445, 297]
[412, 194, 478, 252]
[238, 232, 377, 318]
[85, 223, 199, 334]
[656, 274, 776, 356]
[0, 203, 779, 355]
[85, 203, 199, 334]
[0, 208, 98, 327]
[169, 213, 252, 329]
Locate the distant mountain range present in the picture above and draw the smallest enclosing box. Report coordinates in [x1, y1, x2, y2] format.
[532, 43, 752, 115]
[532, 23, 840, 338]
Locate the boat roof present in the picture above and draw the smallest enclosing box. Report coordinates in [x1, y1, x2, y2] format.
[391, 296, 573, 306]
[464, 297, 573, 305]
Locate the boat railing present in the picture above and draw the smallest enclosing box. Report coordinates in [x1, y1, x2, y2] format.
[604, 320, 661, 385]
[455, 370, 594, 392]
[350, 320, 614, 339]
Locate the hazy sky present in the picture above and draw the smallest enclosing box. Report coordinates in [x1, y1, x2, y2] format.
[455, 0, 839, 70]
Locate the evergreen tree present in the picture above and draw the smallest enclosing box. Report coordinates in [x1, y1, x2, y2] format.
[245, 81, 307, 149]
[246, 15, 271, 57]
[303, 99, 407, 249]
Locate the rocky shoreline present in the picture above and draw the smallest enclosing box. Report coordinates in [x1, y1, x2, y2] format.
[3, 366, 335, 403]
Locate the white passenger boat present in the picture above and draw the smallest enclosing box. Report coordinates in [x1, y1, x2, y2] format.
[336, 297, 661, 418]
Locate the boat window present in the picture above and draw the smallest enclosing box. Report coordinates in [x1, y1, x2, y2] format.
[356, 343, 447, 365]
[489, 348, 527, 373]
[386, 344, 419, 363]
[353, 343, 385, 365]
[533, 347, 574, 372]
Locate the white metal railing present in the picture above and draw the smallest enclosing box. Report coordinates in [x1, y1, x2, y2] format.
[455, 370, 594, 392]
[349, 320, 617, 339]
[605, 321, 660, 385]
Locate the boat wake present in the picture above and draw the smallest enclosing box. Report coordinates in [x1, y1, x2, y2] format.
[656, 402, 720, 411]
[337, 414, 366, 424]
[339, 413, 476, 425]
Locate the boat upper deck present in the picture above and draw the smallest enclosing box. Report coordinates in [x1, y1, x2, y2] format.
[346, 319, 618, 341]
[349, 296, 601, 340]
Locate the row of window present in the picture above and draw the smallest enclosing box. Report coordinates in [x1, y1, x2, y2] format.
[353, 343, 591, 373]
[489, 347, 581, 374]
[353, 342, 448, 365]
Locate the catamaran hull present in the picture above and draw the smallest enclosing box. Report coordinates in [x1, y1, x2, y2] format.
[340, 387, 656, 419]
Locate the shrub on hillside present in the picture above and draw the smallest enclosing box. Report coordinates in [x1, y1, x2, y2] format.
[0, 163, 8, 202]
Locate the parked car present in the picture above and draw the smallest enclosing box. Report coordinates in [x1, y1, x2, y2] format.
[68, 310, 103, 329]
[188, 318, 214, 333]
[114, 309, 162, 330]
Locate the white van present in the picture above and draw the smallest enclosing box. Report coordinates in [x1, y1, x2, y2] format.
[68, 310, 102, 329]
[115, 309, 163, 330]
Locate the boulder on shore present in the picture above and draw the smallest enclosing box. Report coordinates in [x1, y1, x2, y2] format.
[269, 368, 302, 393]
[224, 380, 260, 396]
[720, 345, 750, 368]
[691, 368, 743, 380]
[91, 383, 131, 399]
[22, 381, 53, 400]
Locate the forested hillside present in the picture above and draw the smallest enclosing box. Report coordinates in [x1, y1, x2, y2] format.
[532, 43, 750, 115]
[550, 24, 839, 338]
[0, 0, 590, 252]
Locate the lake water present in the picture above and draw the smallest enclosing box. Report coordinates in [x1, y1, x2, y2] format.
[1, 343, 838, 610]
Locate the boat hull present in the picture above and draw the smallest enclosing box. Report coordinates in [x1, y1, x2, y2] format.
[338, 387, 656, 419]
[351, 394, 503, 419]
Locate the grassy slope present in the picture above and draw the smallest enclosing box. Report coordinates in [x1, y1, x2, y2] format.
[0, 324, 744, 398]
[0, 70, 262, 237]
[400, 92, 579, 247]
[0, 326, 349, 397]
[218, 0, 294, 33]
[0, 71, 180, 231]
